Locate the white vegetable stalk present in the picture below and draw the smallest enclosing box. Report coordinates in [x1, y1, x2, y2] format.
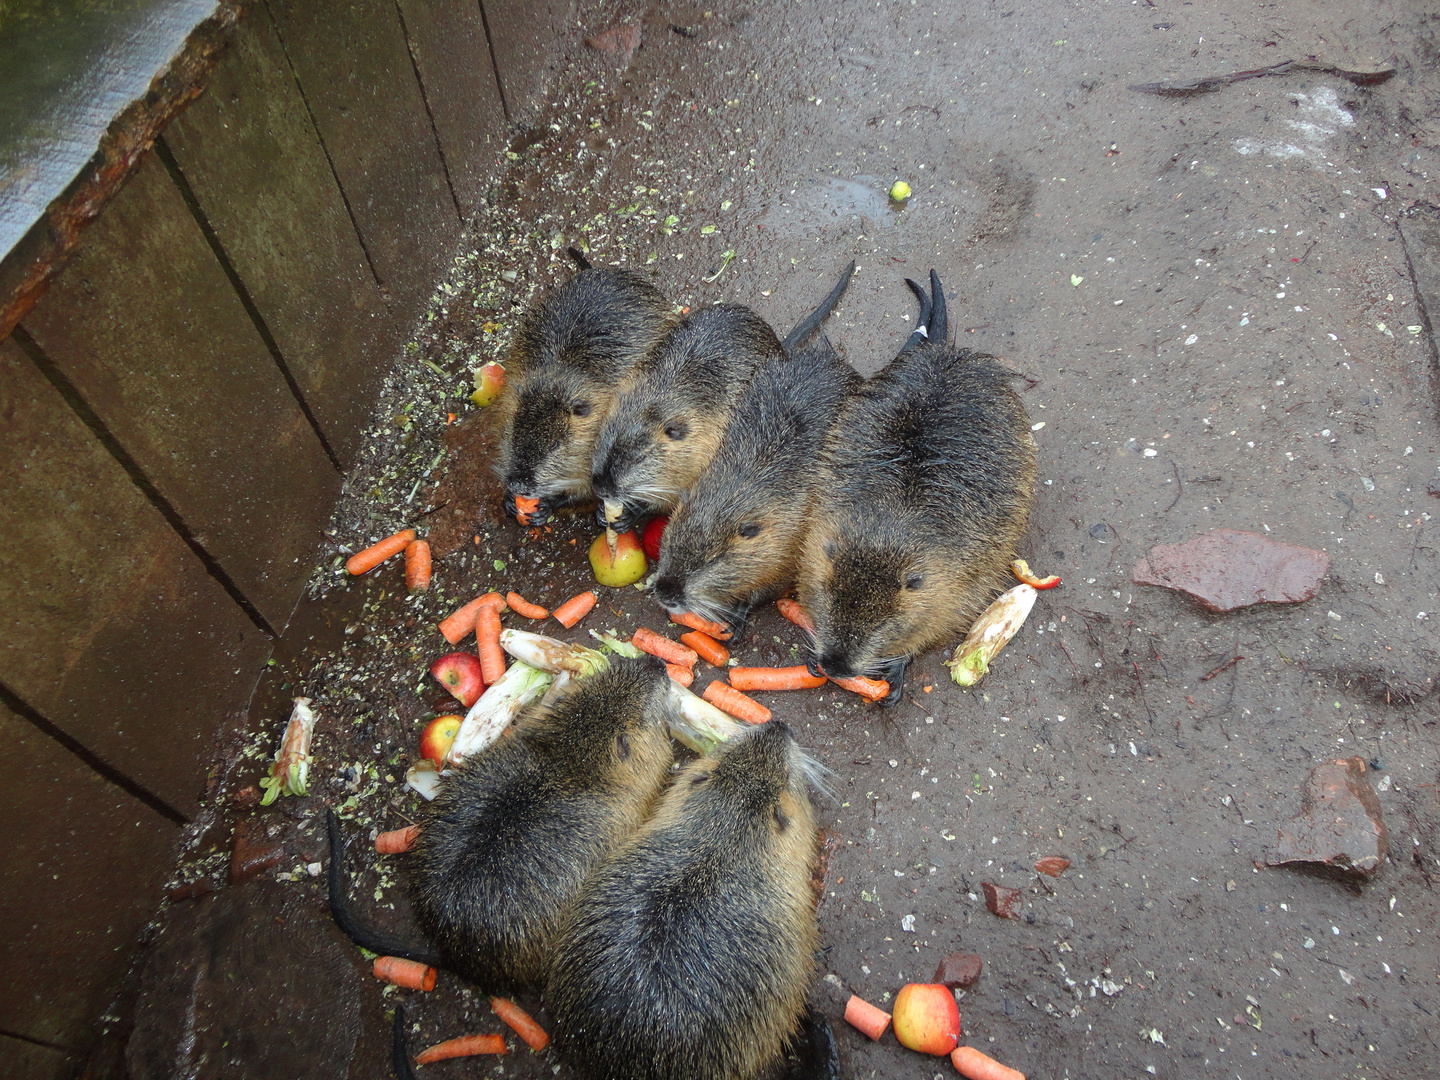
[405, 759, 443, 801]
[662, 681, 747, 754]
[500, 628, 609, 676]
[260, 697, 316, 805]
[945, 583, 1038, 687]
[447, 661, 552, 766]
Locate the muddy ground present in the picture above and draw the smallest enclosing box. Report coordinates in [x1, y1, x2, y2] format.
[103, 2, 1440, 1079]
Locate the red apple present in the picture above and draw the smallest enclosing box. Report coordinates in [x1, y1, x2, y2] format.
[430, 651, 486, 707]
[419, 714, 463, 765]
[588, 530, 647, 587]
[891, 983, 961, 1056]
[470, 362, 505, 407]
[642, 516, 669, 562]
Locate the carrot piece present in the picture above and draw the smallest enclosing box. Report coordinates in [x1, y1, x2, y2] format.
[346, 529, 417, 575]
[680, 630, 729, 667]
[439, 592, 507, 644]
[476, 604, 505, 686]
[829, 675, 890, 702]
[513, 495, 541, 526]
[951, 1045, 1025, 1080]
[373, 955, 436, 991]
[729, 666, 827, 692]
[506, 592, 549, 620]
[415, 1033, 508, 1064]
[702, 680, 772, 724]
[776, 598, 816, 636]
[844, 994, 891, 1041]
[551, 590, 597, 628]
[490, 997, 550, 1051]
[666, 662, 694, 687]
[404, 540, 432, 593]
[375, 824, 421, 854]
[632, 627, 699, 668]
[669, 611, 732, 640]
[1010, 559, 1061, 590]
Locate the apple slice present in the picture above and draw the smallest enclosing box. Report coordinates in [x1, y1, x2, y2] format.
[430, 652, 486, 707]
[418, 714, 463, 766]
[588, 530, 647, 587]
[891, 982, 961, 1056]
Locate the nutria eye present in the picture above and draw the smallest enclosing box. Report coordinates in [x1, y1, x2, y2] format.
[690, 772, 710, 786]
[663, 420, 689, 440]
[616, 733, 631, 761]
[571, 400, 592, 417]
[772, 805, 790, 832]
[737, 522, 762, 539]
[905, 573, 925, 590]
[824, 540, 837, 560]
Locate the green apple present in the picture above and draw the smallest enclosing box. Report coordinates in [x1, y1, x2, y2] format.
[588, 530, 647, 587]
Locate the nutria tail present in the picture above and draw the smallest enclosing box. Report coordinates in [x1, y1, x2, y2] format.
[782, 261, 856, 353]
[392, 1005, 419, 1080]
[326, 808, 441, 967]
[900, 267, 947, 353]
[567, 246, 592, 271]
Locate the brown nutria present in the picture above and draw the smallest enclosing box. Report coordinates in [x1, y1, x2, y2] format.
[495, 248, 675, 525]
[547, 720, 826, 1080]
[795, 270, 1036, 703]
[405, 655, 676, 992]
[588, 265, 855, 533]
[652, 266, 861, 633]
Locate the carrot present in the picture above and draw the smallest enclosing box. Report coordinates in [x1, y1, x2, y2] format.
[680, 630, 729, 667]
[844, 994, 891, 1041]
[669, 611, 732, 640]
[404, 540, 432, 592]
[729, 666, 827, 692]
[375, 824, 421, 854]
[951, 1045, 1025, 1080]
[551, 590, 597, 628]
[513, 495, 541, 526]
[1010, 559, 1061, 591]
[373, 955, 436, 991]
[666, 662, 694, 687]
[506, 592, 549, 620]
[776, 598, 816, 636]
[702, 680, 772, 724]
[476, 604, 505, 685]
[415, 1033, 508, 1064]
[346, 529, 416, 575]
[439, 592, 507, 644]
[632, 627, 699, 668]
[829, 675, 890, 702]
[490, 997, 549, 1051]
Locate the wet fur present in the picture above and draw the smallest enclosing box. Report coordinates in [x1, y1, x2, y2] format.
[408, 656, 675, 992]
[547, 722, 822, 1080]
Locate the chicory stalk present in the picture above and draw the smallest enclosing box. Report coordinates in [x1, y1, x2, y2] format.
[945, 583, 1038, 687]
[447, 660, 552, 766]
[662, 680, 747, 754]
[260, 697, 316, 805]
[500, 628, 609, 676]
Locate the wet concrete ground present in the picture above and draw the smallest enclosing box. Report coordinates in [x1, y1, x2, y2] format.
[105, 2, 1440, 1079]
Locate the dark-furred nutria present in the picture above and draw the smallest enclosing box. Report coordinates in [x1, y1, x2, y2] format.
[547, 720, 824, 1080]
[796, 271, 1036, 703]
[652, 271, 861, 633]
[408, 655, 676, 991]
[589, 264, 855, 534]
[495, 249, 674, 525]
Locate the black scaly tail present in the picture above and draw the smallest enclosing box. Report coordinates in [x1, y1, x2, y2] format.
[899, 276, 932, 354]
[928, 268, 947, 342]
[326, 809, 442, 967]
[566, 246, 592, 271]
[782, 261, 857, 352]
[393, 1005, 419, 1080]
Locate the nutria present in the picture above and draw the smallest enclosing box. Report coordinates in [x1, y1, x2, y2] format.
[652, 271, 861, 632]
[795, 270, 1036, 703]
[589, 264, 855, 533]
[495, 248, 675, 525]
[547, 720, 826, 1080]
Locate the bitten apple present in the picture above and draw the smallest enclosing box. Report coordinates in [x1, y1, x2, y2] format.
[891, 983, 961, 1056]
[430, 652, 486, 707]
[470, 362, 505, 407]
[588, 530, 647, 587]
[418, 715, 463, 765]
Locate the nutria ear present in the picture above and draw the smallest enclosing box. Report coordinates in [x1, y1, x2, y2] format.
[824, 540, 837, 560]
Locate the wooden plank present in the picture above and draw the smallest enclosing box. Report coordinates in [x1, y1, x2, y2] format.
[0, 700, 178, 1050]
[396, 0, 507, 219]
[483, 0, 575, 120]
[20, 151, 339, 633]
[0, 335, 270, 813]
[163, 7, 398, 470]
[267, 0, 461, 321]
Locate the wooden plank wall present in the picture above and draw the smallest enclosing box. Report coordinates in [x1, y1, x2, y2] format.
[0, 0, 569, 1068]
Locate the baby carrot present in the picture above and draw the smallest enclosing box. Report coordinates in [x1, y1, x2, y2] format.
[375, 824, 421, 854]
[951, 1045, 1025, 1080]
[513, 496, 541, 526]
[476, 605, 505, 686]
[551, 590, 597, 628]
[404, 540, 432, 592]
[666, 662, 694, 687]
[776, 598, 816, 636]
[844, 994, 891, 1041]
[632, 627, 699, 668]
[506, 592, 549, 620]
[490, 997, 549, 1051]
[373, 955, 436, 991]
[346, 529, 416, 575]
[680, 630, 729, 667]
[729, 666, 827, 692]
[415, 1033, 508, 1064]
[439, 592, 507, 644]
[669, 611, 732, 640]
[829, 675, 890, 702]
[702, 681, 771, 724]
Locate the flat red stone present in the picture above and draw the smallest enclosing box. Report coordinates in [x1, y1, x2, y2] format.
[1267, 757, 1388, 876]
[982, 881, 1021, 919]
[1132, 528, 1328, 613]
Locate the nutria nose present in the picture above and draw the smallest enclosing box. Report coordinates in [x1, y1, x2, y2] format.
[653, 576, 683, 607]
[812, 652, 857, 680]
